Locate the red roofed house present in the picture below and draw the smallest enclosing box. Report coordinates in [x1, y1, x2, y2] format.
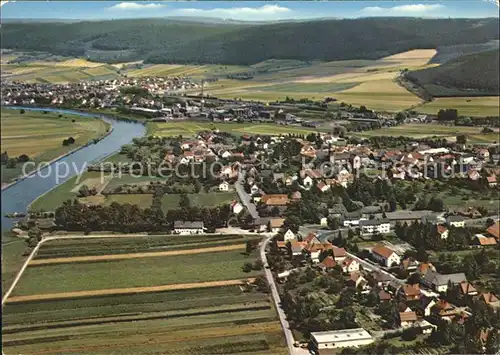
[261, 194, 290, 206]
[332, 247, 347, 263]
[477, 292, 500, 308]
[474, 234, 498, 247]
[487, 175, 497, 187]
[398, 284, 422, 302]
[342, 257, 360, 273]
[459, 282, 478, 297]
[486, 222, 500, 240]
[347, 271, 369, 291]
[318, 256, 337, 271]
[398, 312, 418, 328]
[371, 245, 401, 267]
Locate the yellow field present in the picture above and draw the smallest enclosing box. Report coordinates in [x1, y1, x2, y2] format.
[417, 97, 500, 117]
[126, 64, 247, 78]
[334, 79, 423, 111]
[30, 58, 105, 68]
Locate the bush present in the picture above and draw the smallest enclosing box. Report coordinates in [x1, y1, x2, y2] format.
[401, 327, 421, 341]
[20, 109, 25, 114]
[252, 259, 263, 270]
[242, 262, 253, 273]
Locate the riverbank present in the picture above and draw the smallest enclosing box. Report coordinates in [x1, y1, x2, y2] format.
[1, 125, 114, 193]
[1, 107, 113, 189]
[1, 107, 146, 233]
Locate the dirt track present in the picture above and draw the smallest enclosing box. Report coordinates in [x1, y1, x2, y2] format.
[6, 278, 256, 303]
[29, 244, 246, 265]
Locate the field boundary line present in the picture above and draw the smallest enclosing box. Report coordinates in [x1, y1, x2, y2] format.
[5, 278, 256, 303]
[29, 243, 246, 265]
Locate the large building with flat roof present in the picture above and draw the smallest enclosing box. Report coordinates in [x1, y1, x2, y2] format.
[310, 328, 373, 350]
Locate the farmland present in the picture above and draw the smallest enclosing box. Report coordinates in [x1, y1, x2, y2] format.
[3, 234, 286, 354]
[191, 49, 435, 111]
[1, 109, 110, 183]
[29, 168, 239, 212]
[147, 121, 323, 137]
[355, 123, 497, 142]
[1, 59, 120, 83]
[416, 97, 500, 117]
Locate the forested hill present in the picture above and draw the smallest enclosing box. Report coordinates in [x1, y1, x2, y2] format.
[406, 50, 500, 97]
[2, 17, 499, 65]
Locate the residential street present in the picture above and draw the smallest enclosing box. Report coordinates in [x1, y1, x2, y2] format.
[260, 235, 307, 355]
[235, 170, 259, 219]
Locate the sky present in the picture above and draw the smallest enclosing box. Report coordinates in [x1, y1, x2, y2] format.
[1, 1, 499, 21]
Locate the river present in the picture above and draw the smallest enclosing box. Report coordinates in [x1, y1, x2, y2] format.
[1, 107, 146, 236]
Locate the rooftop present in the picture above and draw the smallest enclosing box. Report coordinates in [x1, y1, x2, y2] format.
[311, 328, 372, 344]
[174, 221, 204, 229]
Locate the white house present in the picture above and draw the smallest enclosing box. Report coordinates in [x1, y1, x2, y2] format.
[231, 201, 244, 215]
[303, 176, 314, 188]
[447, 215, 465, 228]
[310, 328, 373, 350]
[342, 257, 360, 273]
[221, 150, 232, 159]
[250, 184, 260, 195]
[283, 229, 296, 241]
[174, 221, 204, 235]
[359, 219, 391, 235]
[320, 217, 328, 227]
[219, 181, 230, 191]
[371, 245, 401, 267]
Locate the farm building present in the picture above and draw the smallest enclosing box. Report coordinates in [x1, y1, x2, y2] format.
[173, 221, 205, 235]
[310, 328, 373, 350]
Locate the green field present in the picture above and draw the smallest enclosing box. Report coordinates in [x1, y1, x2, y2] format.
[28, 172, 102, 212]
[13, 249, 257, 296]
[1, 237, 29, 296]
[1, 109, 110, 183]
[2, 234, 285, 354]
[147, 121, 322, 137]
[355, 123, 493, 140]
[417, 97, 500, 117]
[33, 234, 256, 259]
[161, 192, 237, 209]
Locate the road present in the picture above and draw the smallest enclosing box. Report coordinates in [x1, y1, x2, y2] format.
[235, 170, 259, 219]
[260, 234, 303, 355]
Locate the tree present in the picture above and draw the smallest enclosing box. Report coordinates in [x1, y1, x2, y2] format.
[20, 109, 25, 114]
[456, 135, 467, 145]
[252, 259, 263, 270]
[17, 154, 30, 163]
[485, 330, 499, 354]
[254, 275, 270, 293]
[395, 111, 407, 123]
[6, 158, 17, 168]
[401, 327, 420, 341]
[437, 109, 458, 122]
[0, 151, 8, 164]
[242, 262, 253, 273]
[179, 193, 190, 208]
[78, 185, 91, 197]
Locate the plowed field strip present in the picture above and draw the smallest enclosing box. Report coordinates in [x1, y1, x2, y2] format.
[29, 244, 245, 265]
[5, 278, 255, 303]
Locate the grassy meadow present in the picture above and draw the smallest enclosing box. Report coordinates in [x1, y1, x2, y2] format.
[355, 123, 497, 142]
[417, 97, 500, 117]
[147, 121, 322, 137]
[2, 234, 286, 354]
[1, 110, 110, 183]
